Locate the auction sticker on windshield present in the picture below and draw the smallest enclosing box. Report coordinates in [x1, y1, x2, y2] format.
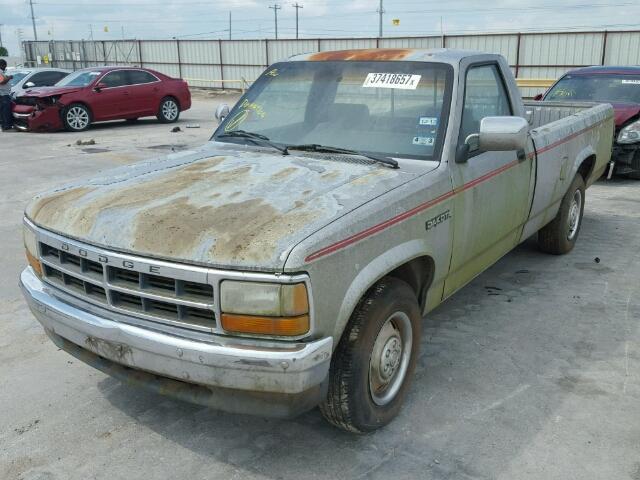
[363, 73, 422, 90]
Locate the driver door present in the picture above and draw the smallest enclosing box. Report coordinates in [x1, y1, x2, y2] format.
[444, 62, 534, 297]
[90, 70, 129, 120]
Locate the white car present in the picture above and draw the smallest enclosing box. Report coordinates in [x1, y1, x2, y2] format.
[7, 67, 70, 98]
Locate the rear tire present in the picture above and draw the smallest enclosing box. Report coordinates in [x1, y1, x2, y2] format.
[62, 103, 91, 132]
[538, 173, 585, 254]
[320, 277, 421, 433]
[157, 97, 180, 123]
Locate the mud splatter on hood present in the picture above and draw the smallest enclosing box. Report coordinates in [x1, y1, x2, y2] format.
[26, 144, 421, 271]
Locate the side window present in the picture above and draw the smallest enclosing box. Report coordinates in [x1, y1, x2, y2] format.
[100, 71, 128, 88]
[29, 71, 65, 87]
[52, 71, 69, 84]
[128, 70, 157, 85]
[459, 64, 512, 148]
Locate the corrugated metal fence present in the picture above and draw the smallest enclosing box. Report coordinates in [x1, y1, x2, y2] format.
[22, 30, 640, 97]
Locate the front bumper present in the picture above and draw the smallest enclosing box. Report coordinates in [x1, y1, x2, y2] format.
[12, 106, 63, 132]
[20, 267, 332, 418]
[612, 143, 640, 175]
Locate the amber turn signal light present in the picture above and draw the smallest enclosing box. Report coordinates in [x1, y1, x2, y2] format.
[221, 313, 310, 337]
[26, 250, 43, 278]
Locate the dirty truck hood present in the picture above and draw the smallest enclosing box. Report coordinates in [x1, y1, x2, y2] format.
[26, 144, 420, 271]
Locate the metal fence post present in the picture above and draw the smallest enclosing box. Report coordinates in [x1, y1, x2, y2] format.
[601, 30, 608, 65]
[515, 32, 522, 78]
[137, 40, 143, 67]
[218, 40, 225, 90]
[176, 39, 182, 78]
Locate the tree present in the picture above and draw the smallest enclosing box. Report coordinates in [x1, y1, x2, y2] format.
[0, 46, 8, 56]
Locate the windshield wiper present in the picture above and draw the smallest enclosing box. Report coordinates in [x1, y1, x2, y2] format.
[285, 144, 399, 169]
[216, 130, 288, 155]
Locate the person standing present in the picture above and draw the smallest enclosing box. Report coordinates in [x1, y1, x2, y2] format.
[0, 59, 15, 131]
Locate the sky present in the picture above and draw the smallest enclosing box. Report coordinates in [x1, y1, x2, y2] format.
[0, 0, 638, 58]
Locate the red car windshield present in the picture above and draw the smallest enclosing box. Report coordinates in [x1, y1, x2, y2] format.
[56, 70, 102, 87]
[546, 74, 640, 103]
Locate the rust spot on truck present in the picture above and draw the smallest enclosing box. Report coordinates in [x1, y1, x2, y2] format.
[29, 156, 230, 236]
[270, 167, 298, 180]
[27, 186, 96, 225]
[132, 197, 320, 263]
[309, 49, 414, 61]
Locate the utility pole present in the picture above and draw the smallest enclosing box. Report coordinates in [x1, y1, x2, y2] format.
[229, 11, 232, 40]
[89, 24, 94, 40]
[269, 4, 281, 40]
[0, 24, 3, 49]
[377, 0, 384, 38]
[29, 0, 38, 41]
[292, 3, 303, 39]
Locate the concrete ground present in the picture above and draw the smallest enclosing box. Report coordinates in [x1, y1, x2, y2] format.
[1, 92, 638, 480]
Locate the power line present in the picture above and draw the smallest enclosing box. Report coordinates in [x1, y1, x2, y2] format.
[292, 2, 303, 40]
[269, 4, 281, 40]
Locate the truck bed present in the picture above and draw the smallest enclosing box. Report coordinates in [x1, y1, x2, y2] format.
[521, 101, 615, 239]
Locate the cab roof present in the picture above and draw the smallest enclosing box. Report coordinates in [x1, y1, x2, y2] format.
[289, 48, 489, 64]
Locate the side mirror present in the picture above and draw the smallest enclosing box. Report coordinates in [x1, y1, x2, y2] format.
[215, 103, 230, 123]
[455, 116, 529, 164]
[533, 93, 543, 101]
[24, 81, 35, 88]
[93, 82, 107, 92]
[479, 116, 529, 152]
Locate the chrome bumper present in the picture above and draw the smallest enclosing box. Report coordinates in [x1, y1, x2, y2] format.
[20, 267, 333, 417]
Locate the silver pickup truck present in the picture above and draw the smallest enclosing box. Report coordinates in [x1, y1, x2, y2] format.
[20, 49, 614, 433]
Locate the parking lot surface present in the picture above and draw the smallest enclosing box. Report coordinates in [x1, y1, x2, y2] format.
[1, 92, 638, 480]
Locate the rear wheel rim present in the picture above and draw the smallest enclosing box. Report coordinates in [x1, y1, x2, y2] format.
[67, 106, 89, 130]
[567, 189, 582, 240]
[369, 311, 413, 406]
[162, 100, 178, 120]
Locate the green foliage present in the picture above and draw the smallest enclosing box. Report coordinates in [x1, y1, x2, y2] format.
[0, 46, 8, 56]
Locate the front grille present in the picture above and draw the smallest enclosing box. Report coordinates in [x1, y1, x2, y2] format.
[39, 242, 216, 331]
[15, 96, 37, 106]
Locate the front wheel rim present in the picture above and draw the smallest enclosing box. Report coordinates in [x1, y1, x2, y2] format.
[567, 189, 582, 240]
[67, 106, 89, 130]
[162, 100, 178, 120]
[369, 311, 413, 406]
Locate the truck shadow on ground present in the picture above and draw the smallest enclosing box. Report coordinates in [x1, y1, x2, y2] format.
[97, 210, 638, 480]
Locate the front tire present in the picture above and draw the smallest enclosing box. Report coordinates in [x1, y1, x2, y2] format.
[63, 103, 91, 132]
[538, 173, 586, 254]
[320, 277, 421, 433]
[157, 97, 180, 123]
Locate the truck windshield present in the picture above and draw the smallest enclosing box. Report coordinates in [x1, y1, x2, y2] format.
[546, 74, 640, 103]
[213, 61, 453, 160]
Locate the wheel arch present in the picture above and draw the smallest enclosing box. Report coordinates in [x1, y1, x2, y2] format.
[60, 101, 94, 122]
[161, 94, 180, 110]
[573, 148, 597, 185]
[332, 240, 436, 341]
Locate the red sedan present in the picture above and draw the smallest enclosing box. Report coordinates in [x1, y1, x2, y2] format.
[12, 66, 191, 132]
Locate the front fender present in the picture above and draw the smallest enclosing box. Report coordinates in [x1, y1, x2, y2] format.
[332, 238, 435, 340]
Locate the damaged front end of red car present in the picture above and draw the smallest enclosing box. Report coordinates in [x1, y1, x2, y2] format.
[12, 95, 65, 132]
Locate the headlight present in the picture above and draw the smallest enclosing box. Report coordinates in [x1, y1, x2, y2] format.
[617, 119, 640, 144]
[220, 281, 309, 336]
[23, 222, 43, 277]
